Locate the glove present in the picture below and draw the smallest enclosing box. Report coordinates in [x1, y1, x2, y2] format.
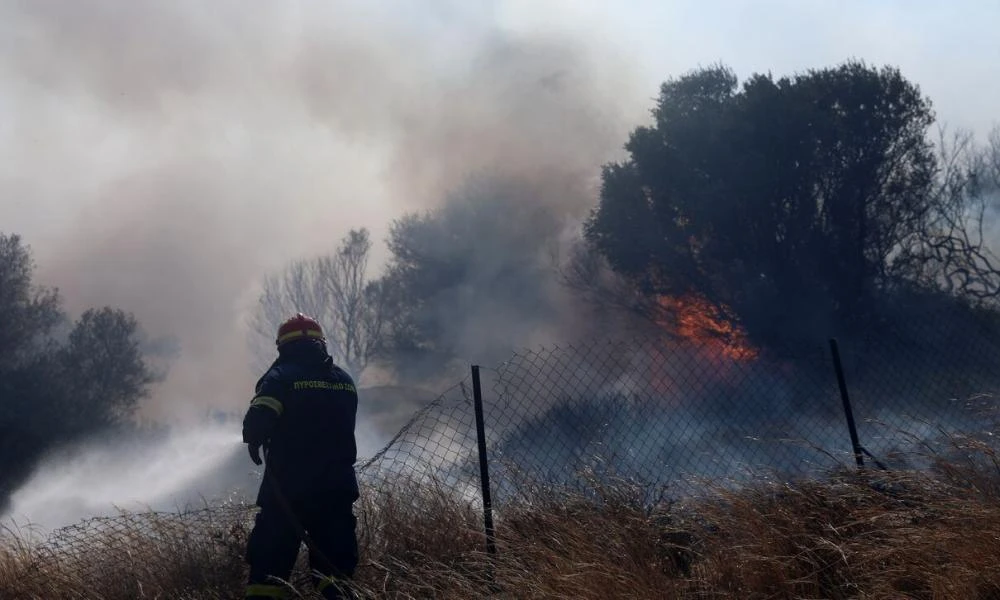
[248, 442, 263, 465]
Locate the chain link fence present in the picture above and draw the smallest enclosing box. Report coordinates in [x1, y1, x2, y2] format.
[830, 306, 1000, 473]
[485, 338, 839, 501]
[2, 503, 251, 596]
[357, 376, 486, 538]
[360, 305, 1000, 508]
[24, 302, 1000, 586]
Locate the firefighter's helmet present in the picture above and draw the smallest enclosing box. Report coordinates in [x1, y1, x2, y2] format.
[276, 313, 326, 347]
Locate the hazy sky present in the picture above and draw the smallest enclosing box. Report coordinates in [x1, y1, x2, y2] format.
[0, 0, 996, 420]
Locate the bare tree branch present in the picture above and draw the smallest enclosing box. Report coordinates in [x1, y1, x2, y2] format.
[249, 229, 387, 378]
[892, 126, 1000, 302]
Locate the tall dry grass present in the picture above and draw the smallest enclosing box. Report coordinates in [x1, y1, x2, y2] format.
[4, 448, 1000, 599]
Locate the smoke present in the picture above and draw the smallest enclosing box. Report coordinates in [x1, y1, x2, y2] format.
[0, 1, 644, 422]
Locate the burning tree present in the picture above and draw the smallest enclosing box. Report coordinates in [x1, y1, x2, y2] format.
[584, 61, 1000, 352]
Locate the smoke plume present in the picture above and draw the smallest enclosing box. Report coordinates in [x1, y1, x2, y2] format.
[0, 1, 644, 421]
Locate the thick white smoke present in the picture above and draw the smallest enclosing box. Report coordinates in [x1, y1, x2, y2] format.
[0, 0, 642, 422]
[0, 0, 648, 526]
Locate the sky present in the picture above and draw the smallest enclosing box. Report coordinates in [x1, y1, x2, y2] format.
[0, 0, 997, 421]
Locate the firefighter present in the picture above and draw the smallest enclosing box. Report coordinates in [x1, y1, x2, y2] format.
[242, 313, 360, 600]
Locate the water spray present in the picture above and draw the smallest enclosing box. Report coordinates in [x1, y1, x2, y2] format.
[2, 423, 246, 532]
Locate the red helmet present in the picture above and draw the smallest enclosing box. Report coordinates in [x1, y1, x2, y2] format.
[276, 313, 326, 347]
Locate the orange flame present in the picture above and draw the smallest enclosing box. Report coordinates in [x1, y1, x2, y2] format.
[655, 294, 759, 362]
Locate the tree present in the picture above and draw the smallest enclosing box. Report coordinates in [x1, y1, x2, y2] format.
[891, 126, 1000, 300]
[0, 233, 155, 504]
[250, 229, 387, 378]
[0, 233, 61, 367]
[584, 61, 987, 349]
[0, 234, 63, 450]
[377, 178, 562, 379]
[57, 308, 157, 431]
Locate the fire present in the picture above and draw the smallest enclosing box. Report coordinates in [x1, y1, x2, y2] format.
[655, 294, 759, 362]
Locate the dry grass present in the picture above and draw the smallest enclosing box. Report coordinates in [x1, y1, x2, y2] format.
[5, 454, 1000, 599]
[0, 505, 249, 599]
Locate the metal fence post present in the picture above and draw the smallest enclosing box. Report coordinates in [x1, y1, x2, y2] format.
[829, 338, 865, 469]
[471, 365, 497, 555]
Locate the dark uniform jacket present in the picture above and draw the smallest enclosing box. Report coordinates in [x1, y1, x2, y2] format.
[242, 341, 359, 507]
